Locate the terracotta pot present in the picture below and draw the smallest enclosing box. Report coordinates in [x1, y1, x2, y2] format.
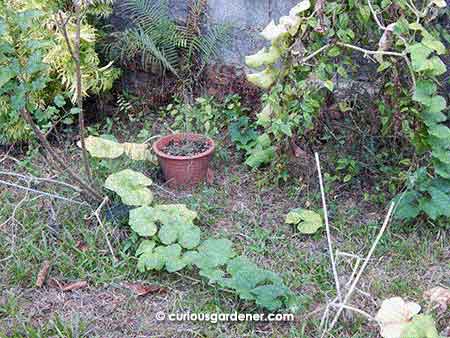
[152, 133, 215, 188]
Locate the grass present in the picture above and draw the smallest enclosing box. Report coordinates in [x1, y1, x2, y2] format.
[0, 121, 449, 337]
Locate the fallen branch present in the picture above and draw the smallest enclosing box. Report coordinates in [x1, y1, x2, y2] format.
[0, 179, 86, 205]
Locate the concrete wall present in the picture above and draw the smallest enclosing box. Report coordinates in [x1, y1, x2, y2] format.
[114, 0, 298, 65]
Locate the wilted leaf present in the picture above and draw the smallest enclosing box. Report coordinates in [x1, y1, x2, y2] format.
[61, 281, 88, 292]
[104, 169, 153, 206]
[279, 15, 301, 35]
[260, 20, 288, 41]
[375, 297, 421, 338]
[35, 260, 51, 288]
[122, 282, 166, 296]
[432, 0, 446, 8]
[247, 68, 279, 89]
[245, 46, 282, 68]
[289, 0, 311, 16]
[424, 286, 450, 313]
[122, 142, 151, 161]
[285, 208, 323, 234]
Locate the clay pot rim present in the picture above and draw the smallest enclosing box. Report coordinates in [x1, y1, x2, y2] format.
[152, 133, 215, 161]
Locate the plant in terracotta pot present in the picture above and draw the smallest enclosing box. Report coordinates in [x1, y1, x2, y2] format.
[152, 133, 215, 188]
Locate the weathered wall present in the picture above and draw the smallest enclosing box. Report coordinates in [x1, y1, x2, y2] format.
[114, 0, 298, 65]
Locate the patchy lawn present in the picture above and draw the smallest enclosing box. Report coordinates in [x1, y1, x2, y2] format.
[0, 123, 449, 338]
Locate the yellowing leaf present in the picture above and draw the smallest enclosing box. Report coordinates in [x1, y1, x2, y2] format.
[289, 0, 311, 16]
[375, 297, 421, 338]
[432, 0, 446, 7]
[279, 15, 301, 35]
[80, 136, 124, 159]
[122, 142, 151, 161]
[104, 169, 153, 206]
[401, 315, 439, 338]
[260, 20, 288, 41]
[256, 104, 273, 127]
[245, 46, 281, 68]
[247, 68, 278, 89]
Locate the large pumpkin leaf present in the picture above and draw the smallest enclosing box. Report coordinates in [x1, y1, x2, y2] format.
[104, 169, 153, 206]
[129, 206, 158, 237]
[188, 239, 235, 271]
[155, 204, 200, 249]
[285, 208, 323, 234]
[136, 242, 188, 273]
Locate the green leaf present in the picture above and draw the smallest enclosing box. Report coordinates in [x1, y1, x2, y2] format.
[155, 205, 200, 249]
[104, 169, 153, 206]
[409, 43, 432, 72]
[401, 315, 439, 338]
[251, 284, 289, 310]
[190, 239, 235, 271]
[413, 80, 437, 105]
[428, 95, 447, 114]
[419, 188, 450, 220]
[422, 38, 446, 55]
[394, 191, 420, 220]
[129, 206, 158, 237]
[327, 46, 341, 57]
[285, 208, 323, 234]
[53, 95, 66, 108]
[136, 242, 187, 273]
[428, 124, 450, 139]
[427, 56, 447, 76]
[245, 146, 275, 168]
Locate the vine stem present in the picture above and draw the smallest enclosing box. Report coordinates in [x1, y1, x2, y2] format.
[302, 44, 331, 63]
[336, 42, 404, 57]
[315, 153, 342, 303]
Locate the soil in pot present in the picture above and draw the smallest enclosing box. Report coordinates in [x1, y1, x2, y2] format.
[161, 137, 211, 157]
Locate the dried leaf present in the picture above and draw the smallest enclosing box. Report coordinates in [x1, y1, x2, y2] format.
[35, 260, 51, 288]
[61, 281, 88, 292]
[122, 282, 166, 296]
[122, 143, 151, 161]
[48, 277, 64, 289]
[375, 297, 421, 338]
[75, 240, 89, 252]
[206, 168, 214, 184]
[424, 286, 450, 313]
[375, 23, 396, 63]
